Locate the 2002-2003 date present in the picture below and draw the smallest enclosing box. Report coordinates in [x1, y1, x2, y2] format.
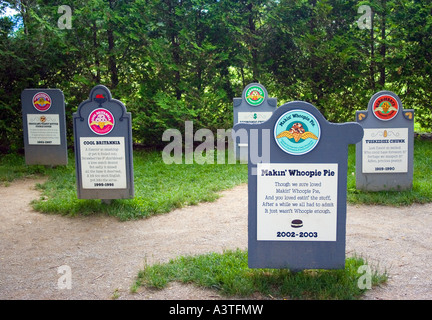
[276, 231, 318, 238]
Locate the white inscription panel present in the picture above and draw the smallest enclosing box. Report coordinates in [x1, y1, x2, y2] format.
[257, 163, 338, 241]
[27, 114, 60, 145]
[362, 128, 408, 173]
[80, 137, 127, 189]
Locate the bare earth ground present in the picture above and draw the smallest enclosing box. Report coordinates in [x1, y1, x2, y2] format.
[0, 178, 431, 300]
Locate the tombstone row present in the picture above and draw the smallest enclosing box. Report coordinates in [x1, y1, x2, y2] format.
[22, 85, 134, 201]
[22, 83, 414, 272]
[22, 83, 414, 196]
[233, 83, 414, 191]
[232, 83, 414, 270]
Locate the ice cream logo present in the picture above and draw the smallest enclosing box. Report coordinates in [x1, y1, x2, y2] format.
[274, 110, 320, 155]
[32, 92, 51, 112]
[372, 95, 399, 121]
[88, 108, 114, 135]
[245, 86, 265, 106]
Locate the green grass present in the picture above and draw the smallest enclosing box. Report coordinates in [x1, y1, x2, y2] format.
[132, 249, 388, 300]
[347, 138, 432, 206]
[28, 150, 248, 221]
[1, 138, 431, 220]
[0, 153, 52, 184]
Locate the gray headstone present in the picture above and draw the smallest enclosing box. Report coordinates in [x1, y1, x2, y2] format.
[356, 91, 414, 191]
[233, 101, 363, 271]
[21, 89, 68, 166]
[73, 85, 134, 200]
[233, 83, 276, 161]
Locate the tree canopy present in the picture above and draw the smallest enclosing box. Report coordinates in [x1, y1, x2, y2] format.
[1, 0, 431, 152]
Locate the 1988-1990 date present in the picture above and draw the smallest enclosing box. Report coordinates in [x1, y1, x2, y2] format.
[94, 182, 114, 187]
[276, 231, 318, 238]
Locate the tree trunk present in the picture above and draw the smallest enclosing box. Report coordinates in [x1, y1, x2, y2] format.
[379, 3, 386, 88]
[247, 3, 258, 82]
[93, 22, 101, 83]
[107, 0, 118, 89]
[19, 0, 30, 35]
[370, 11, 376, 91]
[107, 28, 119, 88]
[166, 0, 182, 100]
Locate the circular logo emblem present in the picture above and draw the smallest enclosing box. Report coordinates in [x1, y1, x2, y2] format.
[245, 86, 265, 106]
[274, 110, 320, 155]
[32, 92, 51, 112]
[372, 95, 399, 121]
[88, 108, 115, 135]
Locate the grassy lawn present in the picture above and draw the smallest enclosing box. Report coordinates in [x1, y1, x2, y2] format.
[347, 138, 432, 205]
[25, 150, 248, 221]
[132, 249, 388, 300]
[0, 153, 51, 184]
[1, 138, 430, 220]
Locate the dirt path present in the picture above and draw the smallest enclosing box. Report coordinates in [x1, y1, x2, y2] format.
[0, 178, 431, 300]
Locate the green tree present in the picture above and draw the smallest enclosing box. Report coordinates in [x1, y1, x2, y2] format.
[0, 0, 431, 153]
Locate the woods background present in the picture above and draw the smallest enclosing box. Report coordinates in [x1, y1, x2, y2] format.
[1, 0, 431, 152]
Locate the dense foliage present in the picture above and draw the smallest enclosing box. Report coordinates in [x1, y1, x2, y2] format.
[1, 0, 431, 151]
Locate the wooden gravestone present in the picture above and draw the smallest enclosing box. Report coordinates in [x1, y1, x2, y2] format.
[356, 91, 414, 191]
[21, 89, 68, 165]
[233, 101, 363, 271]
[73, 85, 134, 200]
[233, 83, 277, 162]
